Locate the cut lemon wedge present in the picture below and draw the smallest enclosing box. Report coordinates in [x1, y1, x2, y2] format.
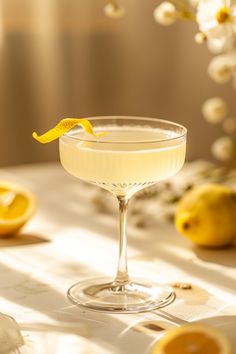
[0, 182, 37, 236]
[152, 324, 233, 354]
[32, 118, 105, 144]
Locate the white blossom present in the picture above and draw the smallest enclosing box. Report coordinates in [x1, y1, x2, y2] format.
[207, 37, 235, 54]
[223, 117, 236, 133]
[202, 97, 228, 123]
[208, 55, 232, 83]
[196, 0, 236, 53]
[104, 3, 125, 19]
[153, 2, 177, 26]
[211, 136, 235, 161]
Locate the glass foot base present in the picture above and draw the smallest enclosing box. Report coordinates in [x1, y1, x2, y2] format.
[67, 277, 175, 313]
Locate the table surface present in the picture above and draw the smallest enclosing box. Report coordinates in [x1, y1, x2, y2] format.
[0, 162, 236, 354]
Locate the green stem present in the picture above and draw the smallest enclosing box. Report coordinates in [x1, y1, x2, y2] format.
[177, 11, 196, 21]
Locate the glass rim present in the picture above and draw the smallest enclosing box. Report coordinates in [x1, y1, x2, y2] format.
[62, 116, 187, 144]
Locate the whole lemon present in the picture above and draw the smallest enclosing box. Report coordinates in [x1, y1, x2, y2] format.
[175, 184, 236, 248]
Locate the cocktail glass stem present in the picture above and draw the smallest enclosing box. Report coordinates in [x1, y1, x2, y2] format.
[113, 196, 130, 287]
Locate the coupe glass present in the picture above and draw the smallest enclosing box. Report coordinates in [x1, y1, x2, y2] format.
[59, 116, 187, 313]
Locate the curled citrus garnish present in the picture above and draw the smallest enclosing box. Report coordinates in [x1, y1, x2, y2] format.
[32, 118, 105, 144]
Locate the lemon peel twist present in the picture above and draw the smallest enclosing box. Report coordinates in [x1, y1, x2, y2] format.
[32, 118, 105, 144]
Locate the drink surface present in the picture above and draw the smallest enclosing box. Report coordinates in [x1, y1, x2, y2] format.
[60, 126, 186, 195]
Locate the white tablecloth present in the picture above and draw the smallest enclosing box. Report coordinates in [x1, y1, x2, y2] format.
[0, 162, 236, 354]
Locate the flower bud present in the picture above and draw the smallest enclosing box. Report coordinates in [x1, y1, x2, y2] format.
[153, 2, 177, 26]
[104, 3, 125, 19]
[194, 32, 206, 44]
[202, 97, 228, 123]
[211, 136, 234, 161]
[208, 56, 232, 83]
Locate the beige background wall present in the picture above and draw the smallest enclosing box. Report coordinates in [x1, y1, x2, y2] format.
[0, 0, 234, 167]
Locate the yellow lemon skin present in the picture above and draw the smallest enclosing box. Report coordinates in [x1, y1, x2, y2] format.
[0, 182, 37, 236]
[0, 223, 22, 236]
[175, 184, 236, 248]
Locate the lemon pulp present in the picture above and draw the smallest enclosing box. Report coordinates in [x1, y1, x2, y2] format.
[152, 324, 233, 354]
[0, 182, 36, 235]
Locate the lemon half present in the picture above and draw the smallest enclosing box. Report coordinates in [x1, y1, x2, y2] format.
[0, 182, 36, 236]
[152, 324, 233, 354]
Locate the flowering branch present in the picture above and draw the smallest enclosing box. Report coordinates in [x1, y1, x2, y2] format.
[157, 0, 236, 163]
[103, 0, 236, 163]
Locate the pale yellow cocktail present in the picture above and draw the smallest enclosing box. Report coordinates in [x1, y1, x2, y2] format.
[60, 126, 185, 196]
[59, 116, 187, 313]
